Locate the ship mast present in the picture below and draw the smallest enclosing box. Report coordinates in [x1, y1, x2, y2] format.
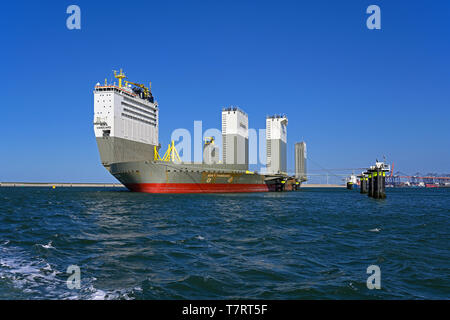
[113, 69, 126, 88]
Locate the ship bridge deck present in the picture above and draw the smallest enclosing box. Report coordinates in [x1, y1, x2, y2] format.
[94, 85, 138, 98]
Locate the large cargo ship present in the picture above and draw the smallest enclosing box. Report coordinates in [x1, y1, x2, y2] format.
[93, 70, 279, 193]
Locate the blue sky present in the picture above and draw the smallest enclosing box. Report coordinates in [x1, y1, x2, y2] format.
[1, 0, 449, 183]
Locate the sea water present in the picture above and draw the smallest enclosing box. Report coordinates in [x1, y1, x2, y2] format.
[0, 187, 448, 299]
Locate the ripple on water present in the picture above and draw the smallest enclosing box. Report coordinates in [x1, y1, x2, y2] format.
[0, 187, 448, 299]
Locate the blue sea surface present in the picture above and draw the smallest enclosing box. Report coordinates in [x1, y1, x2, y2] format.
[0, 187, 448, 299]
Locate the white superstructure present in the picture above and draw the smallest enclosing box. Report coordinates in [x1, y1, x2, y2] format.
[346, 174, 358, 185]
[93, 84, 158, 145]
[93, 70, 160, 167]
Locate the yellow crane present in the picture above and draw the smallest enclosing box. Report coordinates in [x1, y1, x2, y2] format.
[204, 136, 215, 146]
[154, 141, 181, 162]
[113, 69, 152, 98]
[124, 80, 152, 98]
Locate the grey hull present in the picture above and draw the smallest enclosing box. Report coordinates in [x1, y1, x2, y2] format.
[96, 136, 156, 169]
[109, 161, 269, 193]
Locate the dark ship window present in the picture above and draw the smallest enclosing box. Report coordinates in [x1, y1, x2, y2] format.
[103, 130, 110, 137]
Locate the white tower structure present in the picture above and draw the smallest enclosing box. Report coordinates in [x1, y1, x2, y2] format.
[266, 115, 288, 175]
[221, 107, 249, 170]
[295, 141, 307, 181]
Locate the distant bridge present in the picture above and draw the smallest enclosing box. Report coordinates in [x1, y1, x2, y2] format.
[386, 173, 450, 186]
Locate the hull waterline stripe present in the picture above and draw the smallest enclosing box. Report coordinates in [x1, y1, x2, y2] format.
[125, 183, 269, 194]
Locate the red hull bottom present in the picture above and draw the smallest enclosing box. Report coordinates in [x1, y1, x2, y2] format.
[125, 183, 269, 194]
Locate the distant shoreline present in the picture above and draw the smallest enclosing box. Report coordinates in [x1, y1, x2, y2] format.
[1, 182, 345, 188]
[0, 182, 124, 188]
